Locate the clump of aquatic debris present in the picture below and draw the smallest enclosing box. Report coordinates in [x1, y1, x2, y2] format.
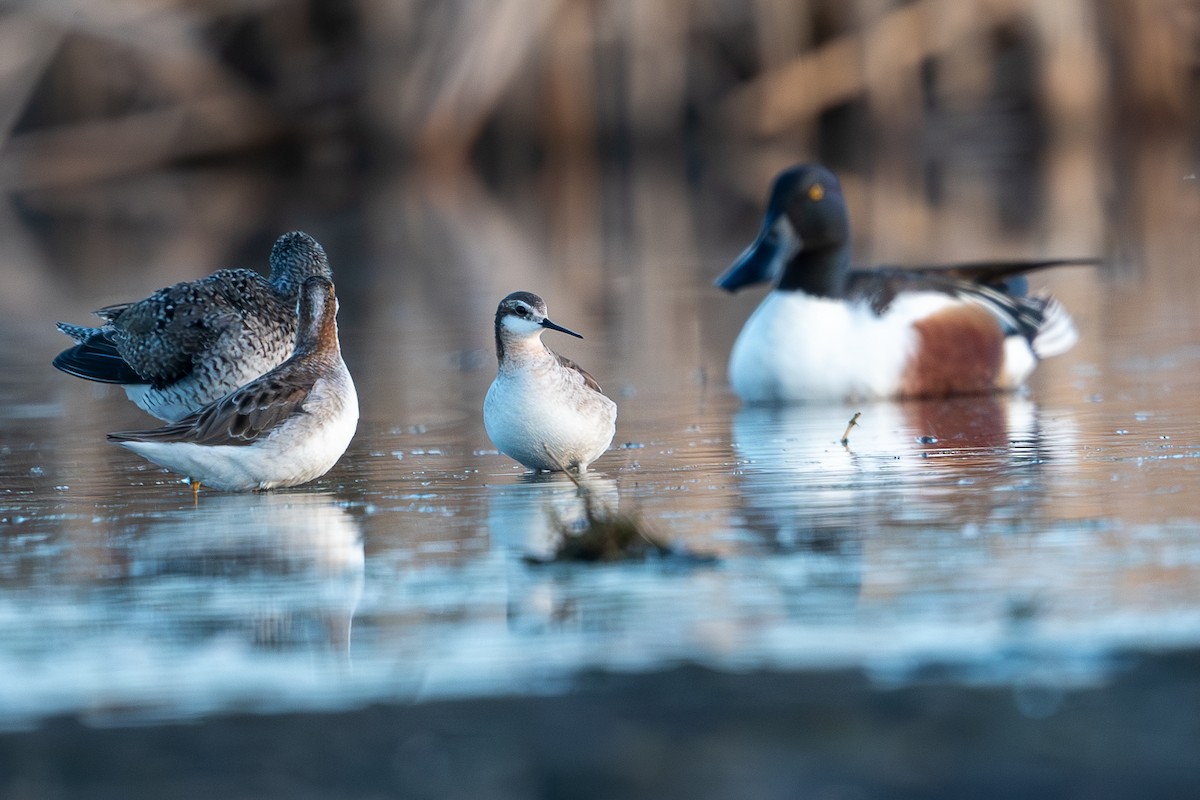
[529, 455, 713, 565]
[541, 488, 669, 563]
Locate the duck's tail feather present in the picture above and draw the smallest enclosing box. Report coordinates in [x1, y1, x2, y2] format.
[1030, 295, 1079, 359]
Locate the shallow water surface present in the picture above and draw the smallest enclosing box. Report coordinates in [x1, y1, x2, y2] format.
[2, 163, 1200, 727]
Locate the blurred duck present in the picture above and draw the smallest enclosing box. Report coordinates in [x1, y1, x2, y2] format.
[484, 291, 617, 474]
[716, 164, 1088, 404]
[54, 231, 332, 422]
[108, 276, 358, 493]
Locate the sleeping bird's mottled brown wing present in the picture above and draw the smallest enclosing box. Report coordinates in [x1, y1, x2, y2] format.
[104, 269, 270, 387]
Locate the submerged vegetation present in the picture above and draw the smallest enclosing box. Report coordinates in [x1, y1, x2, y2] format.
[529, 457, 671, 563]
[530, 462, 714, 565]
[540, 486, 669, 563]
[536, 485, 720, 565]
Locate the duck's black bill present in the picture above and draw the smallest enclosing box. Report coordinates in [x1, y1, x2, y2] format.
[714, 213, 791, 293]
[541, 318, 584, 339]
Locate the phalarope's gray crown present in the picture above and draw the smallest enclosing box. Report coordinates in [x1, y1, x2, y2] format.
[54, 231, 333, 422]
[484, 291, 617, 474]
[107, 276, 358, 493]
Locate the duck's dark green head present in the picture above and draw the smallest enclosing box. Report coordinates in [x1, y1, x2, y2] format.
[715, 164, 850, 296]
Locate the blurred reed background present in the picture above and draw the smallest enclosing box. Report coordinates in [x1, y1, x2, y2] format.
[1, 0, 1195, 178]
[0, 0, 1195, 174]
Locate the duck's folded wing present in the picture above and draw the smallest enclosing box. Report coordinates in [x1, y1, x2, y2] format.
[848, 267, 1068, 344]
[870, 257, 1098, 296]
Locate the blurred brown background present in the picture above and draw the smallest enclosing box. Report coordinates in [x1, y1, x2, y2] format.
[2, 0, 1196, 178]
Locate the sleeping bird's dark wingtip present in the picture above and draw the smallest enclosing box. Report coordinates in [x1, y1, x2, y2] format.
[52, 341, 145, 385]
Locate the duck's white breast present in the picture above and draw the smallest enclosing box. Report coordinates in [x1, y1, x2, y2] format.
[728, 290, 963, 403]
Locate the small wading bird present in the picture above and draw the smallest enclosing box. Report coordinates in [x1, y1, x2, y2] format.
[53, 231, 333, 422]
[715, 164, 1090, 404]
[484, 291, 617, 474]
[107, 276, 358, 494]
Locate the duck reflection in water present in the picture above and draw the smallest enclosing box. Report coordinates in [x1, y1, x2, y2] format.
[730, 395, 1072, 552]
[126, 493, 363, 657]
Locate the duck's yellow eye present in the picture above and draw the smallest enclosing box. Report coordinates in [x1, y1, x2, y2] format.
[807, 183, 825, 202]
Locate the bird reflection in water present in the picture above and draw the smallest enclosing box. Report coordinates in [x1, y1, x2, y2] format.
[487, 472, 620, 561]
[486, 473, 620, 632]
[126, 493, 364, 658]
[730, 395, 1071, 550]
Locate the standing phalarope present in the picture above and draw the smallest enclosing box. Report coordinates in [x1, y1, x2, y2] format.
[716, 164, 1089, 404]
[53, 231, 333, 422]
[484, 291, 617, 474]
[107, 275, 358, 493]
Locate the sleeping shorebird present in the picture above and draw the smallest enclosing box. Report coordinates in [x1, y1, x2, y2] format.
[107, 276, 358, 493]
[54, 231, 333, 422]
[716, 164, 1087, 404]
[484, 291, 617, 474]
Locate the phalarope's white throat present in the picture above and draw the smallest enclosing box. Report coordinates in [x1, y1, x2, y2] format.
[54, 231, 333, 422]
[484, 291, 617, 474]
[107, 275, 358, 493]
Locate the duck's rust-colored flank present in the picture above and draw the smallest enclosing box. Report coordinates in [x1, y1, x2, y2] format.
[901, 304, 1005, 398]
